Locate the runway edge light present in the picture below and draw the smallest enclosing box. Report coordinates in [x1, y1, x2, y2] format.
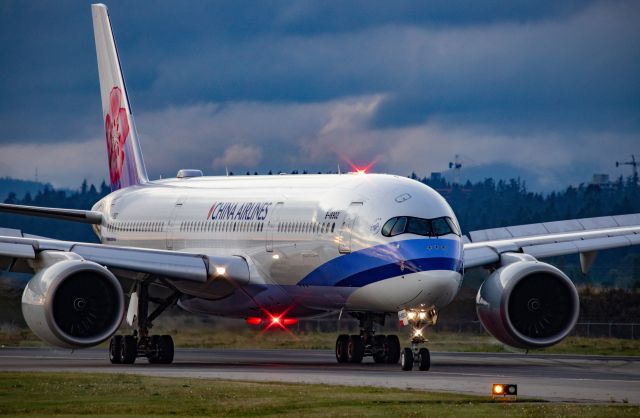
[492, 383, 517, 400]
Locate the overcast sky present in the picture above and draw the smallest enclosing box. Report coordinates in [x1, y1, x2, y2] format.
[0, 0, 638, 191]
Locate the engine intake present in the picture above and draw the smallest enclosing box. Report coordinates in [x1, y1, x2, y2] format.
[22, 251, 124, 348]
[476, 253, 579, 349]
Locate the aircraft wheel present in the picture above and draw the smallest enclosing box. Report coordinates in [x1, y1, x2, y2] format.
[109, 335, 122, 364]
[372, 335, 387, 363]
[347, 335, 364, 363]
[158, 335, 174, 364]
[147, 335, 161, 364]
[120, 335, 137, 364]
[385, 335, 400, 364]
[401, 348, 413, 371]
[418, 347, 430, 371]
[335, 334, 349, 363]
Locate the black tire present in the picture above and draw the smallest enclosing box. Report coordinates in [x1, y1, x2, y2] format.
[109, 335, 122, 364]
[158, 335, 174, 364]
[347, 335, 364, 363]
[401, 348, 413, 371]
[120, 335, 137, 364]
[418, 347, 430, 371]
[385, 335, 401, 364]
[147, 335, 161, 364]
[335, 334, 349, 363]
[372, 335, 387, 363]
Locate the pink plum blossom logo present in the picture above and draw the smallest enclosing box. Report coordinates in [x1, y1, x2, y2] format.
[104, 87, 129, 187]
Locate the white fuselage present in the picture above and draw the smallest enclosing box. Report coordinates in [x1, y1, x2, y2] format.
[92, 173, 464, 319]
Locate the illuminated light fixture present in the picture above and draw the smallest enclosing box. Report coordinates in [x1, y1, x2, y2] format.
[418, 312, 427, 320]
[492, 384, 517, 400]
[344, 156, 380, 175]
[214, 266, 227, 276]
[407, 312, 416, 320]
[246, 317, 263, 326]
[272, 254, 280, 260]
[413, 329, 422, 337]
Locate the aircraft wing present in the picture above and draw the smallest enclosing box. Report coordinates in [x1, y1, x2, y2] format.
[0, 203, 103, 224]
[0, 228, 249, 285]
[463, 213, 640, 271]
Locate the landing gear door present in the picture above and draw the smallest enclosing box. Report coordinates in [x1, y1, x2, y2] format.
[338, 202, 363, 254]
[266, 202, 284, 252]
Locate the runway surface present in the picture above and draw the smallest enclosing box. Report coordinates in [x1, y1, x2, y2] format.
[1, 347, 639, 403]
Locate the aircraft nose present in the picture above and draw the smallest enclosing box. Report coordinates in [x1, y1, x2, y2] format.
[345, 269, 463, 312]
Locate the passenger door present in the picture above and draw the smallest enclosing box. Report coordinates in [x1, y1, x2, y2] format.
[266, 202, 284, 252]
[338, 202, 363, 254]
[166, 195, 187, 250]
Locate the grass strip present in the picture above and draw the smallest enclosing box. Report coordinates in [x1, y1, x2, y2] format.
[0, 372, 638, 417]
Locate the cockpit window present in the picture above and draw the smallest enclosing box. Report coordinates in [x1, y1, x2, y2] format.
[381, 216, 460, 237]
[390, 217, 407, 236]
[381, 218, 397, 236]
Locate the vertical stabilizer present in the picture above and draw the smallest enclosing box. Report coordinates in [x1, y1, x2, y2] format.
[92, 3, 148, 191]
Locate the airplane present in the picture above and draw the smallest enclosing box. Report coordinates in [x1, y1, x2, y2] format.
[1, 3, 639, 371]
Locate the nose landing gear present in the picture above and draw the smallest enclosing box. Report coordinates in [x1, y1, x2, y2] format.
[399, 306, 438, 371]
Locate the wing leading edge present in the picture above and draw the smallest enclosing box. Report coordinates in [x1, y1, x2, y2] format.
[0, 233, 250, 286]
[463, 213, 640, 270]
[0, 203, 102, 224]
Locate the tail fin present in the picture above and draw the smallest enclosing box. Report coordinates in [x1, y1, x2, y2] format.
[92, 3, 148, 191]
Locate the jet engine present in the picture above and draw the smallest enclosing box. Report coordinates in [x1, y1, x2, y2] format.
[476, 253, 579, 349]
[22, 251, 124, 348]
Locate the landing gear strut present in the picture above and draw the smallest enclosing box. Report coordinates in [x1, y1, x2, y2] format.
[109, 278, 180, 365]
[399, 306, 438, 371]
[335, 313, 400, 364]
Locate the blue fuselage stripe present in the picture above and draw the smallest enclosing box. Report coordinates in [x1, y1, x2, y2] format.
[298, 238, 463, 287]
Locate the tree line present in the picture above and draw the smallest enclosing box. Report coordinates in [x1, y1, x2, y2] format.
[1, 174, 638, 288]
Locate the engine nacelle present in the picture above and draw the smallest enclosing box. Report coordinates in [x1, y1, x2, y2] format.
[476, 253, 579, 349]
[22, 251, 124, 349]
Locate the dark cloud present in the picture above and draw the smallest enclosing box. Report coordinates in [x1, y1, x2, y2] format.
[0, 0, 637, 191]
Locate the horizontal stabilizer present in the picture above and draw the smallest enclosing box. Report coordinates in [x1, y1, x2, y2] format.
[0, 203, 102, 224]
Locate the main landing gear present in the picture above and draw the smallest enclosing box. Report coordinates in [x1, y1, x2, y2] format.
[109, 278, 180, 365]
[399, 306, 438, 371]
[335, 313, 401, 364]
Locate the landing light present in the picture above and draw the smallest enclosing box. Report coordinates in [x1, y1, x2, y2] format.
[215, 266, 227, 276]
[272, 254, 280, 260]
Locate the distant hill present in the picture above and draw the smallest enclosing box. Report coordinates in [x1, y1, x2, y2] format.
[0, 177, 52, 202]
